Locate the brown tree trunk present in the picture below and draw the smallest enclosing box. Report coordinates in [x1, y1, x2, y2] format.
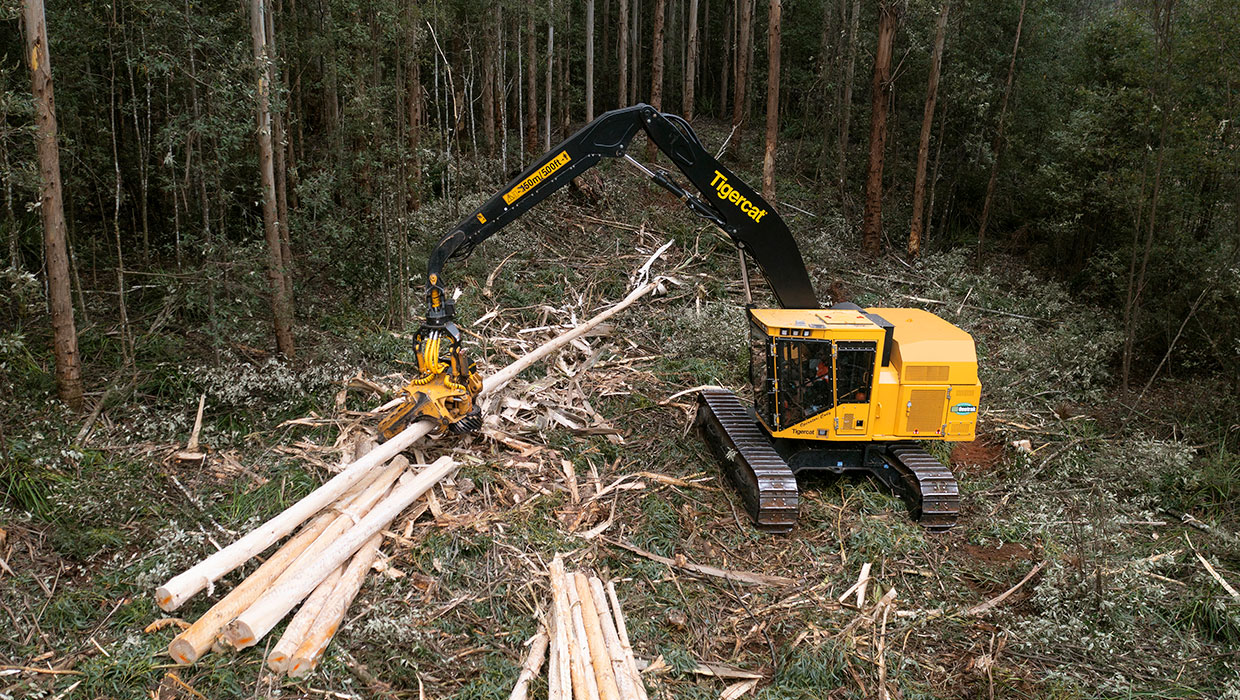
[646, 0, 666, 161]
[249, 0, 295, 357]
[265, 0, 294, 306]
[837, 0, 861, 205]
[720, 0, 733, 120]
[407, 8, 423, 210]
[730, 0, 753, 156]
[861, 1, 899, 258]
[618, 0, 629, 106]
[24, 0, 82, 410]
[586, 0, 595, 120]
[526, 13, 538, 154]
[545, 1, 554, 152]
[976, 0, 1026, 263]
[762, 0, 780, 199]
[684, 0, 699, 119]
[483, 4, 497, 155]
[908, 2, 949, 260]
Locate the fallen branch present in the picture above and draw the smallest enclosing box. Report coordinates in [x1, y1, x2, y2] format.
[482, 280, 660, 396]
[606, 538, 796, 587]
[508, 630, 549, 700]
[964, 561, 1046, 616]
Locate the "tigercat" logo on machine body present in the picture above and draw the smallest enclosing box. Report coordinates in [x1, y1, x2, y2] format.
[504, 151, 572, 205]
[710, 171, 768, 223]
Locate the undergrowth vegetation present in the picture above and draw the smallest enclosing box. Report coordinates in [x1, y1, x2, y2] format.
[2, 131, 1239, 699]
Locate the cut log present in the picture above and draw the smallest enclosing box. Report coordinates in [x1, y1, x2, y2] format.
[551, 556, 596, 700]
[547, 567, 572, 700]
[606, 581, 643, 689]
[589, 577, 645, 700]
[266, 563, 344, 673]
[572, 572, 620, 700]
[223, 456, 455, 648]
[166, 511, 334, 665]
[223, 455, 407, 649]
[587, 577, 640, 700]
[547, 613, 562, 700]
[287, 533, 384, 678]
[508, 629, 549, 700]
[156, 421, 435, 611]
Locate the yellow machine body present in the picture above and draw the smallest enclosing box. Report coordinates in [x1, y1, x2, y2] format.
[748, 307, 980, 443]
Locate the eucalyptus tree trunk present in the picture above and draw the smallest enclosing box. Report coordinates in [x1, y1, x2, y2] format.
[976, 0, 1026, 263]
[526, 13, 538, 154]
[684, 0, 699, 119]
[909, 2, 949, 260]
[586, 0, 595, 120]
[762, 0, 780, 200]
[646, 0, 666, 161]
[618, 0, 629, 106]
[861, 1, 899, 258]
[719, 0, 732, 121]
[249, 0, 295, 358]
[265, 0, 293, 304]
[483, 6, 497, 156]
[23, 0, 83, 410]
[730, 0, 753, 156]
[544, 0, 554, 152]
[836, 0, 860, 203]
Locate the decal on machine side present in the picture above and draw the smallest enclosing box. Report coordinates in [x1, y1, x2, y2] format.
[710, 171, 769, 223]
[504, 151, 572, 205]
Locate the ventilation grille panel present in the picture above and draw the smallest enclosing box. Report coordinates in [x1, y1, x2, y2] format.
[907, 389, 946, 433]
[907, 365, 950, 382]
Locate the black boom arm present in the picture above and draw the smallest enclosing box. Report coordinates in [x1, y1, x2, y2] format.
[422, 104, 818, 326]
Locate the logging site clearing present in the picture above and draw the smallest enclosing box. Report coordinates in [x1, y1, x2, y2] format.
[2, 153, 1239, 699]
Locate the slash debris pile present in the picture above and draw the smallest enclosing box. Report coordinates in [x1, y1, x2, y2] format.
[149, 281, 663, 678]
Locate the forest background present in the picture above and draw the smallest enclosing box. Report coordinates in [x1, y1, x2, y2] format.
[2, 0, 1240, 697]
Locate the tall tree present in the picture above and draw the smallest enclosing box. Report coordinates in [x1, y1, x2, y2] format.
[586, 0, 596, 120]
[526, 12, 538, 154]
[861, 0, 900, 258]
[684, 0, 700, 119]
[730, 0, 754, 156]
[483, 4, 498, 155]
[545, 0, 554, 151]
[976, 0, 1026, 262]
[647, 0, 666, 161]
[249, 0, 295, 357]
[23, 0, 82, 410]
[837, 0, 861, 202]
[762, 0, 781, 199]
[618, 0, 629, 106]
[908, 2, 949, 259]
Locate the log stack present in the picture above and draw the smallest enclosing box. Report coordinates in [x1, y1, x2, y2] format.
[159, 430, 455, 677]
[511, 555, 648, 700]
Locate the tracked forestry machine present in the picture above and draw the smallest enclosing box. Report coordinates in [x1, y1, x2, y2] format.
[381, 104, 981, 532]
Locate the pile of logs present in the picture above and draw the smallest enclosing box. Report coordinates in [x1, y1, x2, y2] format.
[158, 429, 455, 677]
[509, 555, 648, 700]
[152, 281, 663, 679]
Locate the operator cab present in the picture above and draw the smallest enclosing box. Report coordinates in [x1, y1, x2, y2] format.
[748, 305, 979, 443]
